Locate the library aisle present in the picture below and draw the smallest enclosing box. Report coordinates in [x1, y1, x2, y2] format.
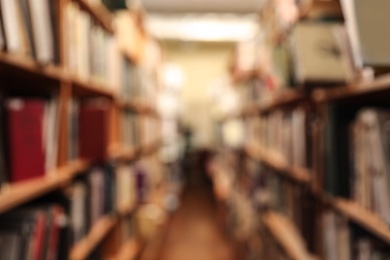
[149, 184, 240, 260]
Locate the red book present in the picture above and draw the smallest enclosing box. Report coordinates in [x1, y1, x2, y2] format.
[6, 99, 45, 183]
[32, 212, 46, 260]
[45, 206, 62, 260]
[78, 102, 109, 162]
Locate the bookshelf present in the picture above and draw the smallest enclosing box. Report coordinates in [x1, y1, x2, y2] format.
[0, 0, 164, 259]
[213, 0, 390, 258]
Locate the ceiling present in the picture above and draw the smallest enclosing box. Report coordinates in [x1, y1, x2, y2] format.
[140, 0, 264, 13]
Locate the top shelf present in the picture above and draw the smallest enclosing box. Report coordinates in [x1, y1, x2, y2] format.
[72, 0, 114, 33]
[312, 74, 390, 104]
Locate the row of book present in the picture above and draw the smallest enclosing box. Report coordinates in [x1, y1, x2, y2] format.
[0, 161, 156, 260]
[246, 107, 311, 168]
[323, 211, 390, 260]
[0, 0, 59, 65]
[324, 107, 390, 226]
[65, 1, 115, 86]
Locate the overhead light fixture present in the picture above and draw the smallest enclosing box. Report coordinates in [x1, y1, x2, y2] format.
[146, 14, 259, 42]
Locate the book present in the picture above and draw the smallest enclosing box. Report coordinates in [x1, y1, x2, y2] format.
[5, 99, 46, 183]
[28, 0, 55, 64]
[78, 100, 109, 162]
[1, 0, 24, 53]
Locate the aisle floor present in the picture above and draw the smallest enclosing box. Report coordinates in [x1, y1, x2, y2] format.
[154, 184, 241, 260]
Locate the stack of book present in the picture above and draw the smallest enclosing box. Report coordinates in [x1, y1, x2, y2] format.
[1, 97, 59, 185]
[64, 1, 115, 85]
[0, 0, 59, 65]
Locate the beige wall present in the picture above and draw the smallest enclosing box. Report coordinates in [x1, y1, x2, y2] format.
[162, 41, 234, 148]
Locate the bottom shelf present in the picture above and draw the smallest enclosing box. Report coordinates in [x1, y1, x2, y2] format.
[262, 211, 316, 260]
[69, 215, 118, 260]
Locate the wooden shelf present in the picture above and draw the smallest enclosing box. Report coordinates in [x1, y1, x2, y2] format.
[119, 99, 158, 116]
[262, 211, 316, 260]
[110, 146, 138, 162]
[71, 78, 116, 99]
[312, 74, 390, 103]
[140, 139, 163, 157]
[222, 90, 305, 122]
[70, 215, 118, 260]
[114, 238, 143, 260]
[0, 160, 89, 214]
[72, 0, 114, 33]
[329, 198, 390, 245]
[245, 144, 311, 184]
[0, 52, 65, 84]
[117, 201, 138, 217]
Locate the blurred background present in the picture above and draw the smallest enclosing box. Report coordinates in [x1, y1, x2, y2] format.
[1, 0, 390, 259]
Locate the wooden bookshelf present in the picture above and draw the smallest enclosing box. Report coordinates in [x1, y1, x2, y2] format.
[312, 74, 390, 103]
[0, 160, 89, 214]
[114, 239, 143, 260]
[70, 215, 118, 260]
[245, 144, 311, 184]
[262, 211, 316, 260]
[72, 0, 114, 34]
[329, 198, 390, 245]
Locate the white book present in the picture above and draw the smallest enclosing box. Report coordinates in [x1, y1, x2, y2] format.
[28, 0, 54, 64]
[1, 0, 22, 53]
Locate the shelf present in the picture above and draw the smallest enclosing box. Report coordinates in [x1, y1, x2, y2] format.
[245, 144, 311, 184]
[110, 146, 138, 162]
[140, 139, 163, 157]
[0, 160, 89, 214]
[222, 90, 305, 122]
[312, 74, 390, 103]
[329, 198, 390, 245]
[262, 211, 316, 260]
[0, 52, 65, 85]
[115, 239, 143, 260]
[70, 215, 118, 260]
[72, 0, 114, 34]
[71, 78, 116, 99]
[117, 201, 138, 217]
[119, 99, 158, 116]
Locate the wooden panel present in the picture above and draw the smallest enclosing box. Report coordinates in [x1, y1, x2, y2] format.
[245, 144, 311, 184]
[0, 160, 89, 214]
[263, 211, 316, 260]
[69, 215, 118, 260]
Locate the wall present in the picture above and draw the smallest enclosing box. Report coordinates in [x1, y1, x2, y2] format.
[161, 41, 234, 148]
